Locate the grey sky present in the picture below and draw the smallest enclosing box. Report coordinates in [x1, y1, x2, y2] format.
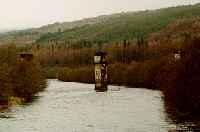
[0, 0, 199, 30]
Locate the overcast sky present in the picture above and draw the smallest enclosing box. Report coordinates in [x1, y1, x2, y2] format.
[0, 0, 199, 30]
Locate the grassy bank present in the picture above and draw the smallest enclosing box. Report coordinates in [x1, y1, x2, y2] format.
[160, 38, 200, 117]
[0, 45, 46, 105]
[55, 59, 168, 89]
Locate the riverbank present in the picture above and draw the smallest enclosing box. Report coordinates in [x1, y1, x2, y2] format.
[0, 45, 46, 105]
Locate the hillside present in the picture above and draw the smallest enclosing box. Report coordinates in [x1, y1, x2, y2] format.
[36, 3, 200, 46]
[0, 3, 200, 46]
[0, 15, 115, 45]
[148, 17, 200, 46]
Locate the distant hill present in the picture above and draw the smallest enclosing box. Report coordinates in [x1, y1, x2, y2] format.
[0, 15, 115, 45]
[148, 17, 200, 46]
[0, 3, 200, 46]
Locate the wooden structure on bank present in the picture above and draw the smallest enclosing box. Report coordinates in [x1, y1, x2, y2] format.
[94, 51, 108, 92]
[173, 50, 185, 61]
[19, 52, 34, 61]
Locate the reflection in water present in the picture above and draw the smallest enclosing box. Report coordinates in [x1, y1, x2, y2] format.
[0, 79, 198, 132]
[0, 112, 13, 119]
[164, 100, 200, 131]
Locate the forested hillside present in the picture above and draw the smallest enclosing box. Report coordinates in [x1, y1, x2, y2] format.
[36, 3, 200, 46]
[0, 3, 200, 46]
[0, 14, 116, 45]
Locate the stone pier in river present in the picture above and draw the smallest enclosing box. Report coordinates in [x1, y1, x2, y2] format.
[94, 51, 108, 92]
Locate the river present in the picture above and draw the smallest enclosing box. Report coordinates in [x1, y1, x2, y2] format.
[0, 79, 192, 132]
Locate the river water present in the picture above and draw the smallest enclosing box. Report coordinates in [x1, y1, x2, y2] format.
[0, 79, 188, 132]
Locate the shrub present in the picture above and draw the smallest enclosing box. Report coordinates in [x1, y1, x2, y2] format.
[0, 45, 46, 103]
[58, 66, 94, 83]
[0, 64, 13, 104]
[43, 67, 60, 79]
[108, 63, 127, 85]
[11, 60, 46, 99]
[160, 38, 200, 116]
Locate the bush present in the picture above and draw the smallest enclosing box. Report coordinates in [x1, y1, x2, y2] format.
[0, 64, 13, 104]
[108, 63, 127, 85]
[43, 67, 60, 79]
[124, 62, 144, 87]
[58, 66, 94, 83]
[160, 38, 200, 116]
[11, 60, 46, 99]
[0, 45, 46, 103]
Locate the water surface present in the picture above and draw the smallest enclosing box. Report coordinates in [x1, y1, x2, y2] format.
[0, 79, 178, 132]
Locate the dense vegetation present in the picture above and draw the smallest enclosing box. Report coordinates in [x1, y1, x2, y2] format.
[36, 3, 200, 46]
[0, 45, 46, 105]
[160, 38, 200, 117]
